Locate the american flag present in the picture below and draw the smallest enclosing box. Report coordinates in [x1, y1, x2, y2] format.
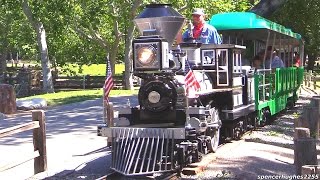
[185, 60, 200, 97]
[103, 57, 114, 102]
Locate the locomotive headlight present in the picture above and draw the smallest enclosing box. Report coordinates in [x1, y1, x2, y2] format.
[148, 91, 161, 104]
[137, 46, 156, 65]
[132, 37, 169, 71]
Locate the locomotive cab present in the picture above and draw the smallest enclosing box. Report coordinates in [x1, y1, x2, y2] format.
[180, 43, 255, 121]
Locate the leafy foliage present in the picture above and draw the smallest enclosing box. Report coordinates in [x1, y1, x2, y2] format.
[272, 0, 320, 69]
[0, 1, 35, 59]
[1, 0, 319, 74]
[0, 0, 270, 68]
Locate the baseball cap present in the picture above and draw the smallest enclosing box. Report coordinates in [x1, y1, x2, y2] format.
[192, 8, 205, 16]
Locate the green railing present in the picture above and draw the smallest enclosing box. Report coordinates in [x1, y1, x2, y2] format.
[254, 67, 304, 123]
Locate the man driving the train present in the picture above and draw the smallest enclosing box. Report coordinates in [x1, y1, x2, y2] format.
[177, 8, 222, 44]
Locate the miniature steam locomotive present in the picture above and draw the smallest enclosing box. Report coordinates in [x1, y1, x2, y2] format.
[98, 4, 304, 176]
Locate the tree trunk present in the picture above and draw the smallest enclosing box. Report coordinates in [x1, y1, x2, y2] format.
[109, 14, 121, 76]
[124, 0, 143, 90]
[249, 0, 288, 18]
[0, 52, 7, 83]
[307, 54, 316, 71]
[0, 24, 9, 83]
[22, 0, 54, 93]
[124, 23, 135, 90]
[36, 23, 54, 93]
[0, 84, 16, 114]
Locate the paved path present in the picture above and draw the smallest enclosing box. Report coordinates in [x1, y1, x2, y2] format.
[0, 95, 137, 180]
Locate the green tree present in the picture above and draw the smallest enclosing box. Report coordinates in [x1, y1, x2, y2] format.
[0, 2, 34, 81]
[272, 0, 320, 70]
[22, 0, 54, 93]
[66, 0, 147, 89]
[249, 0, 288, 18]
[0, 3, 13, 79]
[70, 1, 125, 75]
[123, 0, 144, 89]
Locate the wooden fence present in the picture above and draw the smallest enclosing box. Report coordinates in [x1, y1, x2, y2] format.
[54, 75, 107, 89]
[53, 75, 139, 90]
[0, 110, 47, 175]
[304, 70, 320, 90]
[3, 65, 139, 92]
[294, 96, 320, 175]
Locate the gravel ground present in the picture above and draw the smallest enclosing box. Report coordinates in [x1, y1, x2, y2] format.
[181, 88, 317, 180]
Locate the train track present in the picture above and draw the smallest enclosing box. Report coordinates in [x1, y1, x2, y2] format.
[96, 129, 256, 180]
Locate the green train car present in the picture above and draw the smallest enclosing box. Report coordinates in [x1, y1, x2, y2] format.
[210, 12, 304, 127]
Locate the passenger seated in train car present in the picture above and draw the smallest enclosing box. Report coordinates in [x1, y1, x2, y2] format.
[262, 46, 284, 69]
[254, 49, 267, 69]
[252, 55, 262, 71]
[294, 52, 301, 67]
[271, 49, 285, 68]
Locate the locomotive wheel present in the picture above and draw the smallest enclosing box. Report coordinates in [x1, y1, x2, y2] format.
[248, 115, 257, 130]
[208, 127, 220, 152]
[234, 120, 244, 140]
[234, 127, 241, 140]
[286, 98, 295, 110]
[207, 106, 221, 152]
[257, 115, 266, 126]
[258, 109, 268, 126]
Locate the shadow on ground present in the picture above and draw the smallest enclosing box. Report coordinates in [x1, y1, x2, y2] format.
[34, 146, 113, 180]
[196, 156, 295, 180]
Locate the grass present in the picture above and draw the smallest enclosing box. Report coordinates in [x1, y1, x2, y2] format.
[19, 89, 138, 107]
[11, 62, 132, 106]
[60, 64, 125, 76]
[7, 62, 125, 76]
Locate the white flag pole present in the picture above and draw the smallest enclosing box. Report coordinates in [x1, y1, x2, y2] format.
[103, 88, 107, 124]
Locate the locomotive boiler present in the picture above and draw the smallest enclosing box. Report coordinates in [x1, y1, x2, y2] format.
[97, 3, 304, 177]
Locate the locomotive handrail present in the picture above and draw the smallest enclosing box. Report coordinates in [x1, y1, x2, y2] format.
[258, 83, 271, 88]
[193, 69, 217, 73]
[195, 88, 235, 95]
[0, 110, 47, 175]
[256, 69, 272, 73]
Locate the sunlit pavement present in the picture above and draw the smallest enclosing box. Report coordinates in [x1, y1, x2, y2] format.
[0, 96, 137, 179]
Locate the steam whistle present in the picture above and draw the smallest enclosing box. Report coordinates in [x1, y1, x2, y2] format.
[187, 20, 195, 42]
